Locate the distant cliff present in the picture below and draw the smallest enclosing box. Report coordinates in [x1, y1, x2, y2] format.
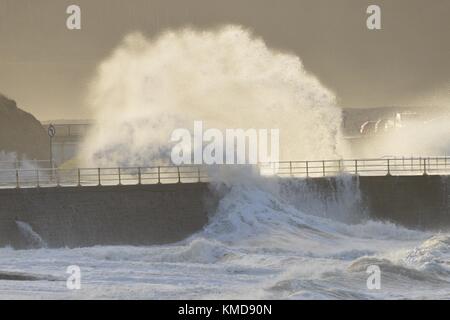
[0, 94, 48, 160]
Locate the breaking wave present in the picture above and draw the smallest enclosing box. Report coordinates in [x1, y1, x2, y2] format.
[79, 25, 347, 167]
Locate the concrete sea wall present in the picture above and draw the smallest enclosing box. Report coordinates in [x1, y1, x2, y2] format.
[0, 175, 449, 249]
[0, 183, 215, 249]
[278, 175, 450, 229]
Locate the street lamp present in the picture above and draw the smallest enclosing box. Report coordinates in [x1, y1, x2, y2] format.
[48, 124, 56, 170]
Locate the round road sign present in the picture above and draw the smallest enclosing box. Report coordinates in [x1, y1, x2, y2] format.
[48, 124, 56, 138]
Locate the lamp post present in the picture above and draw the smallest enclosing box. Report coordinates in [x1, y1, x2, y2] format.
[48, 124, 56, 170]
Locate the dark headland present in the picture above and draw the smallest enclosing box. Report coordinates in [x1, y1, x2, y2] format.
[0, 93, 48, 160]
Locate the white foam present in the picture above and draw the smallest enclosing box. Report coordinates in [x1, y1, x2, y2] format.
[15, 221, 47, 249]
[79, 25, 347, 167]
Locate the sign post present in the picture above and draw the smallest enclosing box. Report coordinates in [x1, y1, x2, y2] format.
[48, 124, 56, 170]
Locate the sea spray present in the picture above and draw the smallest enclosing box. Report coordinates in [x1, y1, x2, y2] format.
[360, 114, 450, 158]
[0, 152, 48, 188]
[15, 221, 47, 249]
[276, 175, 368, 224]
[79, 25, 347, 167]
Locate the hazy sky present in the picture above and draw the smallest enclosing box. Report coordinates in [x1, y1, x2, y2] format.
[0, 0, 449, 121]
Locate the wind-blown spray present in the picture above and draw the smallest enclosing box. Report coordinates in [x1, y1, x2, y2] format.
[79, 25, 346, 166]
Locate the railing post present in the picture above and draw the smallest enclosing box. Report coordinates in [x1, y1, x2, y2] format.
[355, 160, 358, 175]
[56, 169, 60, 187]
[289, 161, 293, 177]
[98, 168, 101, 186]
[198, 167, 201, 182]
[157, 167, 160, 184]
[36, 169, 40, 188]
[423, 158, 427, 175]
[305, 161, 309, 178]
[387, 159, 391, 176]
[118, 167, 122, 185]
[77, 168, 81, 187]
[16, 169, 19, 189]
[322, 161, 326, 177]
[138, 167, 142, 185]
[177, 166, 181, 183]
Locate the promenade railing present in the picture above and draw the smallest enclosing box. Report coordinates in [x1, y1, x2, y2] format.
[259, 156, 450, 177]
[0, 165, 209, 188]
[0, 156, 449, 189]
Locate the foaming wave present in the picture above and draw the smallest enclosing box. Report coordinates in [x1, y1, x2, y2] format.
[204, 180, 425, 243]
[348, 256, 445, 285]
[200, 183, 340, 247]
[80, 25, 347, 167]
[77, 178, 427, 266]
[404, 235, 450, 276]
[82, 239, 235, 264]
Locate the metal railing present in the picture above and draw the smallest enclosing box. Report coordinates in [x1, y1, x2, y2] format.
[0, 156, 449, 189]
[0, 165, 209, 188]
[259, 156, 450, 177]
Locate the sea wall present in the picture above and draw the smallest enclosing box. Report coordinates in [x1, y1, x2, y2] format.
[0, 183, 215, 249]
[358, 175, 449, 228]
[278, 175, 450, 229]
[0, 175, 448, 249]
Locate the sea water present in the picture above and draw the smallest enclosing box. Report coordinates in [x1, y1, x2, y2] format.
[0, 179, 448, 300]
